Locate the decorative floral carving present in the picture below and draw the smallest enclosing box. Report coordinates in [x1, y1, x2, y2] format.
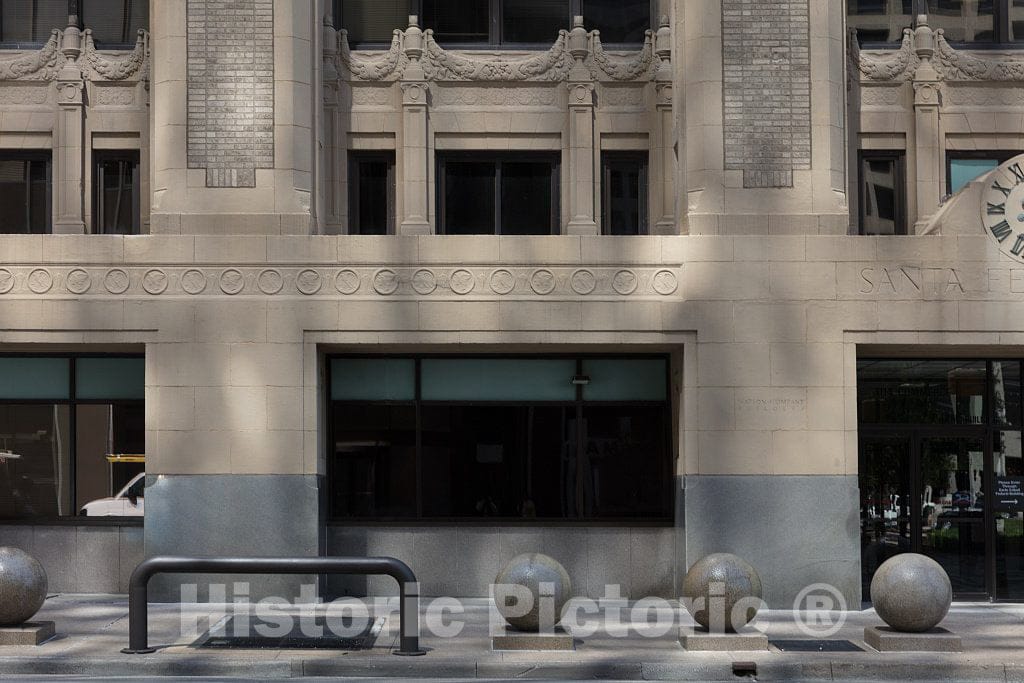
[0, 31, 66, 81]
[588, 30, 654, 82]
[934, 31, 1024, 81]
[422, 31, 573, 82]
[852, 29, 918, 82]
[93, 85, 136, 105]
[339, 29, 408, 82]
[860, 84, 903, 106]
[0, 85, 49, 104]
[433, 84, 558, 107]
[599, 84, 645, 107]
[350, 84, 394, 106]
[82, 29, 149, 82]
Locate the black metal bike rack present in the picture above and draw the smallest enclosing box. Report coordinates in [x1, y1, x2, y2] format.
[120, 555, 426, 656]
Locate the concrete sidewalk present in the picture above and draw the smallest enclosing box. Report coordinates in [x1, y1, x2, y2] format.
[0, 595, 1022, 680]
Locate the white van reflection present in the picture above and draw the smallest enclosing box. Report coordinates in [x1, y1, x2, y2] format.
[80, 472, 144, 517]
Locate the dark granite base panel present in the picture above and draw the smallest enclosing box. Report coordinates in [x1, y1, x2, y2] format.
[144, 475, 322, 602]
[682, 475, 861, 609]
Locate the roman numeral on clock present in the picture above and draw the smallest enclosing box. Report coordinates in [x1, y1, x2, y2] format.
[992, 180, 1013, 198]
[990, 219, 1013, 242]
[1010, 163, 1024, 184]
[1012, 234, 1024, 257]
[988, 202, 1006, 215]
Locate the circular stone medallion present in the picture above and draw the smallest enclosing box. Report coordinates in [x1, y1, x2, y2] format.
[612, 269, 638, 295]
[530, 269, 556, 295]
[373, 269, 399, 295]
[570, 269, 596, 295]
[296, 269, 323, 295]
[412, 269, 437, 295]
[27, 269, 52, 294]
[0, 269, 13, 294]
[181, 269, 207, 295]
[142, 270, 168, 295]
[652, 269, 678, 295]
[335, 269, 361, 295]
[257, 269, 283, 295]
[449, 269, 475, 295]
[219, 269, 245, 295]
[104, 269, 130, 294]
[489, 269, 516, 295]
[66, 269, 92, 295]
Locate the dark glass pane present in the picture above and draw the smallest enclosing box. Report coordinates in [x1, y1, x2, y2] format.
[423, 0, 489, 43]
[929, 0, 994, 43]
[580, 405, 669, 518]
[861, 155, 901, 235]
[1011, 0, 1024, 41]
[604, 156, 644, 235]
[859, 436, 911, 597]
[97, 156, 138, 235]
[354, 158, 391, 235]
[848, 0, 915, 43]
[340, 0, 407, 44]
[443, 160, 495, 234]
[0, 404, 72, 519]
[503, 0, 567, 43]
[501, 161, 552, 235]
[0, 159, 29, 233]
[420, 405, 574, 519]
[82, 0, 148, 45]
[76, 403, 144, 516]
[34, 0, 68, 41]
[994, 430, 1024, 599]
[330, 404, 417, 518]
[857, 360, 987, 424]
[920, 436, 987, 594]
[993, 361, 1022, 428]
[28, 158, 47, 233]
[583, 0, 649, 43]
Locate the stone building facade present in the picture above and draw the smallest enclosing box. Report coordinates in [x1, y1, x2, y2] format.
[0, 0, 1021, 606]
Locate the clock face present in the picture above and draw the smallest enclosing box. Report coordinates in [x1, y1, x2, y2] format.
[981, 157, 1024, 262]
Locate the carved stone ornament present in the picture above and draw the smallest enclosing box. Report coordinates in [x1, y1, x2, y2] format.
[980, 155, 1024, 263]
[82, 29, 149, 82]
[337, 22, 660, 84]
[0, 31, 66, 81]
[851, 28, 920, 83]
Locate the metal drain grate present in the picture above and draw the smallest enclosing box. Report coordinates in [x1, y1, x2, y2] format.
[194, 616, 383, 650]
[770, 639, 864, 653]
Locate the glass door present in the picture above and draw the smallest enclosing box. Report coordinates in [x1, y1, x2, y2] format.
[994, 430, 1024, 600]
[859, 435, 912, 596]
[918, 434, 988, 597]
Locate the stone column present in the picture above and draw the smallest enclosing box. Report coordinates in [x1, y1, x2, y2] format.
[565, 18, 597, 235]
[54, 18, 85, 234]
[321, 11, 342, 233]
[399, 18, 431, 235]
[651, 18, 676, 235]
[911, 16, 942, 232]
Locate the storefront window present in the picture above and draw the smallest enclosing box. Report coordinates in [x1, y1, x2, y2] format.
[0, 355, 144, 521]
[858, 360, 988, 425]
[328, 355, 673, 522]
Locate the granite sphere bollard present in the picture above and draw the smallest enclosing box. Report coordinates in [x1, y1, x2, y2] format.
[682, 553, 763, 632]
[870, 553, 952, 632]
[493, 553, 571, 632]
[0, 547, 47, 626]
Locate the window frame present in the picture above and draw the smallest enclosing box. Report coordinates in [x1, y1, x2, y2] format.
[0, 1, 146, 50]
[92, 149, 140, 235]
[326, 353, 675, 525]
[79, 0, 147, 49]
[436, 152, 561, 236]
[601, 150, 649, 236]
[946, 149, 1020, 195]
[852, 0, 1024, 49]
[348, 151, 396, 236]
[0, 352, 145, 526]
[0, 150, 51, 235]
[336, 0, 657, 49]
[858, 149, 907, 236]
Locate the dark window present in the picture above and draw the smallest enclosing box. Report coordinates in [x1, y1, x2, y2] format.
[93, 150, 140, 235]
[0, 355, 145, 521]
[858, 150, 906, 236]
[80, 0, 148, 47]
[335, 1, 651, 47]
[328, 356, 674, 522]
[0, 0, 67, 45]
[857, 360, 991, 425]
[947, 150, 1020, 195]
[850, 0, 1024, 46]
[602, 152, 647, 235]
[438, 154, 559, 235]
[349, 152, 396, 235]
[0, 152, 50, 234]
